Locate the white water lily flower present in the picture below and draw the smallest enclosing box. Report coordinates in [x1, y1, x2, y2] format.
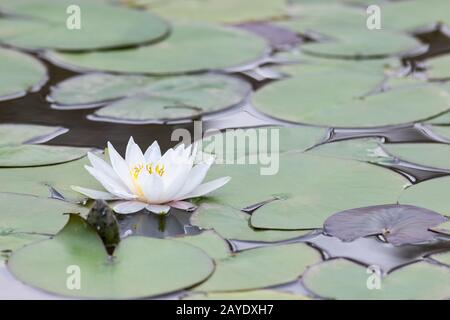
[72, 137, 230, 214]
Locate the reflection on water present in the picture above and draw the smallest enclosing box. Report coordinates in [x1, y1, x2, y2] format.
[117, 209, 201, 239]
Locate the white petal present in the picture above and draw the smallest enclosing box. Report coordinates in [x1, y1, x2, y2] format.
[71, 185, 119, 200]
[85, 165, 136, 199]
[146, 204, 171, 214]
[107, 141, 136, 193]
[87, 152, 128, 190]
[173, 162, 213, 200]
[144, 141, 161, 163]
[113, 201, 147, 214]
[125, 136, 145, 166]
[138, 171, 164, 203]
[178, 177, 231, 200]
[169, 200, 196, 211]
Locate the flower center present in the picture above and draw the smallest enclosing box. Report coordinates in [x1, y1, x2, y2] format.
[130, 163, 165, 179]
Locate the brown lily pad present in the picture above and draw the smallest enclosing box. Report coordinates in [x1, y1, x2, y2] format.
[324, 204, 448, 246]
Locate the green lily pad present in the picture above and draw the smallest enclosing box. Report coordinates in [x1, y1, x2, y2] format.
[308, 138, 391, 163]
[382, 143, 450, 170]
[191, 203, 309, 243]
[145, 0, 287, 24]
[280, 5, 421, 58]
[202, 125, 328, 163]
[381, 0, 450, 32]
[0, 124, 65, 146]
[303, 259, 450, 299]
[46, 24, 269, 75]
[0, 0, 169, 51]
[253, 73, 450, 127]
[184, 290, 310, 300]
[91, 75, 251, 122]
[430, 221, 450, 236]
[194, 243, 321, 292]
[0, 192, 88, 256]
[430, 251, 450, 266]
[399, 177, 450, 216]
[0, 144, 89, 167]
[424, 125, 450, 140]
[48, 73, 157, 106]
[204, 152, 407, 230]
[171, 230, 231, 260]
[0, 48, 47, 100]
[0, 156, 102, 202]
[427, 56, 450, 80]
[8, 214, 215, 299]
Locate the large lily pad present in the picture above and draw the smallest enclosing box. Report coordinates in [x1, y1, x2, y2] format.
[191, 203, 309, 243]
[430, 251, 450, 266]
[302, 259, 450, 299]
[171, 230, 231, 260]
[203, 152, 408, 230]
[144, 0, 287, 24]
[185, 290, 310, 300]
[92, 75, 251, 122]
[0, 48, 47, 101]
[0, 156, 102, 202]
[253, 73, 450, 127]
[399, 177, 450, 216]
[0, 144, 89, 167]
[323, 204, 448, 246]
[194, 243, 321, 292]
[201, 125, 328, 163]
[0, 0, 169, 51]
[308, 138, 390, 163]
[427, 56, 450, 80]
[0, 124, 65, 146]
[380, 0, 450, 32]
[0, 192, 88, 256]
[382, 143, 450, 170]
[8, 214, 214, 299]
[46, 24, 269, 75]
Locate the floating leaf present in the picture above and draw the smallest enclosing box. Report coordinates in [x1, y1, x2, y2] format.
[193, 243, 321, 292]
[0, 124, 65, 146]
[430, 221, 450, 236]
[191, 203, 309, 243]
[253, 73, 450, 127]
[323, 204, 447, 246]
[8, 214, 214, 299]
[46, 24, 269, 75]
[202, 126, 328, 163]
[48, 73, 157, 106]
[91, 75, 251, 122]
[0, 48, 46, 101]
[203, 152, 407, 230]
[171, 230, 231, 260]
[0, 144, 89, 167]
[430, 251, 450, 266]
[0, 192, 88, 255]
[399, 177, 450, 216]
[184, 290, 310, 300]
[303, 259, 450, 299]
[0, 0, 169, 51]
[0, 156, 102, 202]
[144, 0, 287, 24]
[308, 138, 391, 163]
[382, 143, 450, 170]
[427, 55, 450, 79]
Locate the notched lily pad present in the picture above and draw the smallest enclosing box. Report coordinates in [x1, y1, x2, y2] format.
[193, 242, 321, 292]
[324, 204, 448, 246]
[8, 214, 215, 299]
[430, 221, 450, 236]
[171, 230, 232, 260]
[0, 48, 47, 101]
[46, 24, 269, 75]
[303, 259, 450, 300]
[0, 0, 170, 51]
